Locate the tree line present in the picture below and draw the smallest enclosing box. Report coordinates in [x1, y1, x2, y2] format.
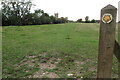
[2, 0, 68, 26]
[77, 16, 98, 23]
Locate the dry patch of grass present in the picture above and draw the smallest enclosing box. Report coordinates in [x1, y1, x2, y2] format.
[15, 52, 61, 78]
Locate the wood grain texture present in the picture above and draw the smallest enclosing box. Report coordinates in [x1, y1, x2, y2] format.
[97, 4, 117, 78]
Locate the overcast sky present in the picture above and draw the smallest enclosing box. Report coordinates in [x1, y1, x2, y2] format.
[32, 0, 120, 21]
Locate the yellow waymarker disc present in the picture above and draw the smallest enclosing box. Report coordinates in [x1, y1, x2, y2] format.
[102, 13, 112, 23]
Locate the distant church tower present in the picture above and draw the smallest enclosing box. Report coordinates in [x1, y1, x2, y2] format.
[54, 13, 59, 19]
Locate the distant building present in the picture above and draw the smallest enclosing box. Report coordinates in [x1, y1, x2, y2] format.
[54, 13, 59, 19]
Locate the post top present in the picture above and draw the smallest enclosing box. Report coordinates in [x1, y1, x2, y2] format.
[102, 4, 117, 10]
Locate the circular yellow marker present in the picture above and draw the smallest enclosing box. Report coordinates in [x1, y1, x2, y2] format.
[102, 13, 112, 23]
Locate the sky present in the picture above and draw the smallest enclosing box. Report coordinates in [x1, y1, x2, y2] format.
[32, 0, 120, 21]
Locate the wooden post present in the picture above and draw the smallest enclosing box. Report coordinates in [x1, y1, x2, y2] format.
[114, 40, 120, 62]
[97, 4, 117, 78]
[114, 40, 120, 79]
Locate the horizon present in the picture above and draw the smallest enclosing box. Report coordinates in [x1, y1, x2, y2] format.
[0, 0, 120, 21]
[32, 0, 119, 21]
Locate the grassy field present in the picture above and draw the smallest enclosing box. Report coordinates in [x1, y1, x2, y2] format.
[2, 23, 118, 78]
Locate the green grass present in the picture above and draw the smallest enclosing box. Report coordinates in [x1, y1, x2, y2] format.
[2, 23, 118, 78]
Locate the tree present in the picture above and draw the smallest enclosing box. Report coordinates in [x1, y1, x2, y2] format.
[50, 16, 56, 24]
[30, 9, 44, 25]
[85, 16, 90, 23]
[40, 13, 51, 24]
[91, 19, 95, 23]
[2, 0, 68, 26]
[2, 0, 34, 26]
[77, 19, 82, 23]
